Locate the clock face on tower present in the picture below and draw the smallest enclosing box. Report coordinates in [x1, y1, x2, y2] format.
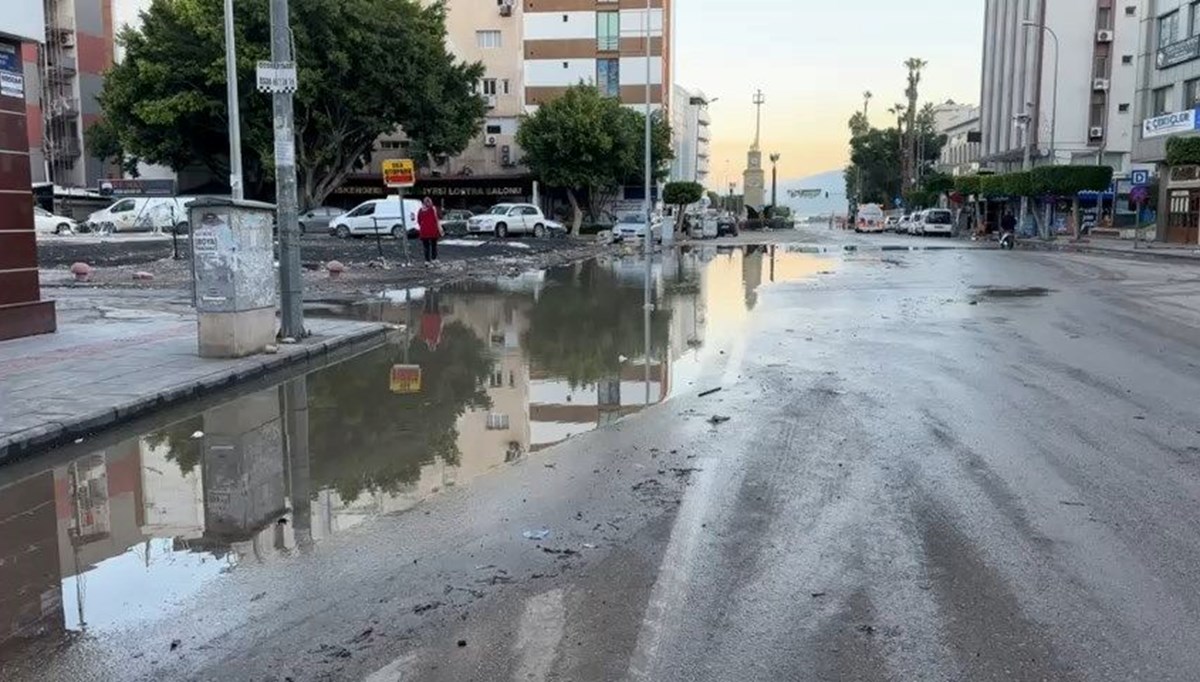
[749, 157, 760, 169]
[746, 177, 762, 188]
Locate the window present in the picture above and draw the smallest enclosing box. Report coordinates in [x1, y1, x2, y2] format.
[110, 199, 135, 213]
[1160, 11, 1181, 47]
[597, 11, 619, 51]
[1193, 2, 1200, 36]
[502, 79, 510, 95]
[1126, 5, 1136, 16]
[480, 78, 498, 95]
[1119, 103, 1130, 113]
[476, 30, 501, 49]
[379, 140, 406, 150]
[349, 203, 375, 217]
[1152, 85, 1173, 116]
[597, 58, 619, 97]
[1094, 55, 1109, 78]
[1098, 7, 1111, 29]
[486, 413, 510, 430]
[1122, 54, 1133, 64]
[485, 124, 502, 134]
[1090, 101, 1106, 127]
[489, 371, 503, 388]
[1187, 79, 1200, 108]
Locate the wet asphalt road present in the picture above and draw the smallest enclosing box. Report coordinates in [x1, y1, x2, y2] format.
[7, 230, 1200, 681]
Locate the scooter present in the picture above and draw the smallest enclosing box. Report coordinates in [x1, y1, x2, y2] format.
[999, 230, 1015, 250]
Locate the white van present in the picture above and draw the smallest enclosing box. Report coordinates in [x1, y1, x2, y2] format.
[87, 197, 196, 234]
[854, 203, 886, 233]
[329, 198, 421, 239]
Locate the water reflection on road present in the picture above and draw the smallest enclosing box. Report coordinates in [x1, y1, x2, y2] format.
[0, 245, 829, 664]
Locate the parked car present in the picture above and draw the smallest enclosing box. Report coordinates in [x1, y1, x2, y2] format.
[542, 218, 569, 238]
[717, 212, 739, 237]
[920, 208, 954, 236]
[896, 214, 913, 233]
[86, 197, 196, 234]
[34, 206, 77, 235]
[439, 209, 475, 236]
[854, 203, 886, 233]
[614, 212, 663, 243]
[299, 206, 344, 235]
[908, 210, 927, 235]
[466, 203, 550, 238]
[328, 198, 421, 239]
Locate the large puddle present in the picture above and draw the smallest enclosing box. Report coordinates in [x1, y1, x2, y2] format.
[0, 245, 830, 660]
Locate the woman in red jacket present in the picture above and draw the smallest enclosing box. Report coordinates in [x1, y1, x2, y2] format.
[416, 197, 442, 264]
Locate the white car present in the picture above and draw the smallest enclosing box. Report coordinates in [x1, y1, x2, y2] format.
[920, 209, 954, 236]
[86, 197, 195, 234]
[466, 203, 550, 238]
[34, 206, 77, 235]
[908, 210, 926, 235]
[614, 212, 663, 243]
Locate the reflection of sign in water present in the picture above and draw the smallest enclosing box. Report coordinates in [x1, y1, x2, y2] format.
[390, 364, 422, 394]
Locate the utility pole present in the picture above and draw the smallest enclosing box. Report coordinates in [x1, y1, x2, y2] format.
[223, 0, 243, 200]
[769, 153, 780, 210]
[270, 0, 304, 338]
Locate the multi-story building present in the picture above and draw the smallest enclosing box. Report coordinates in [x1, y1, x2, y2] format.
[936, 105, 982, 176]
[1132, 0, 1200, 242]
[23, 0, 115, 188]
[980, 0, 1137, 174]
[522, 0, 672, 112]
[670, 84, 711, 185]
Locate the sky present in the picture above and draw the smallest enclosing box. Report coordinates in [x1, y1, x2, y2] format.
[675, 0, 985, 184]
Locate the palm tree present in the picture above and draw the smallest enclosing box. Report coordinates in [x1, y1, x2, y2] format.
[903, 58, 928, 193]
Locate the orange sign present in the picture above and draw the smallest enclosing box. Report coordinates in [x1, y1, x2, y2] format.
[390, 364, 422, 394]
[382, 159, 416, 188]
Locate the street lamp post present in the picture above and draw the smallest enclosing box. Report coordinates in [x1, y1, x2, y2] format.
[1022, 20, 1059, 163]
[222, 0, 243, 200]
[769, 153, 780, 211]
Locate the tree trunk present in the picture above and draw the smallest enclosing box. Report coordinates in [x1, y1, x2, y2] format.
[1071, 197, 1081, 240]
[567, 189, 583, 236]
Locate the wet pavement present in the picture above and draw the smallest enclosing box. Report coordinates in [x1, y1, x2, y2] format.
[4, 238, 1200, 680]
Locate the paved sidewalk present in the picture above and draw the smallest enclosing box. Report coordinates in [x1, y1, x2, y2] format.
[1019, 236, 1200, 263]
[0, 314, 390, 462]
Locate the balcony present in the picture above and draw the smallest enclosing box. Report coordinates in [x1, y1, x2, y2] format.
[47, 137, 81, 159]
[48, 97, 79, 120]
[46, 61, 77, 82]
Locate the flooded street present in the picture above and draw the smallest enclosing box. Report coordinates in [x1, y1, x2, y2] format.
[6, 239, 1200, 681]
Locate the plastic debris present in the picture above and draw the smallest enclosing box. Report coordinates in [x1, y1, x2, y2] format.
[190, 431, 204, 439]
[523, 529, 551, 541]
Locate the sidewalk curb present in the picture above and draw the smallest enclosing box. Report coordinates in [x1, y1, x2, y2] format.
[0, 322, 393, 464]
[1018, 239, 1200, 265]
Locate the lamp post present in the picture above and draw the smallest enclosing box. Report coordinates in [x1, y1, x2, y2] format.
[222, 0, 243, 200]
[728, 181, 736, 213]
[1022, 20, 1059, 163]
[769, 153, 780, 211]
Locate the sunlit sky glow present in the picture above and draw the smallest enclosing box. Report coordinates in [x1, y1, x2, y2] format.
[675, 0, 985, 183]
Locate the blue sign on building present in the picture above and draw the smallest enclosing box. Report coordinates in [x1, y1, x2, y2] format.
[1131, 170, 1151, 186]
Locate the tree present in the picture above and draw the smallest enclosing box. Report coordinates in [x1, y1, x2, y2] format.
[517, 84, 672, 234]
[663, 181, 704, 232]
[903, 57, 928, 193]
[97, 0, 485, 208]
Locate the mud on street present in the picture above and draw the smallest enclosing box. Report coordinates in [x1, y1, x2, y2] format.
[6, 231, 1200, 681]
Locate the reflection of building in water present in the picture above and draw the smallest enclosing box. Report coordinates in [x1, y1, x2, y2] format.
[742, 245, 766, 309]
[0, 470, 63, 651]
[529, 361, 670, 452]
[444, 293, 533, 477]
[140, 439, 205, 542]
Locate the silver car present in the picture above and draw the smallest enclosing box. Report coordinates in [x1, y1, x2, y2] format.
[299, 206, 345, 235]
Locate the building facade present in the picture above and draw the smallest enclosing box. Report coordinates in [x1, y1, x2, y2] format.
[936, 105, 982, 176]
[670, 84, 711, 185]
[24, 0, 115, 188]
[1131, 0, 1200, 242]
[1, 1, 57, 341]
[522, 0, 672, 111]
[980, 0, 1137, 173]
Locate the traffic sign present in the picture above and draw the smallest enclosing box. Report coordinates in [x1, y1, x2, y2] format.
[390, 364, 422, 394]
[255, 60, 297, 93]
[1131, 169, 1151, 185]
[382, 159, 416, 188]
[1130, 185, 1149, 203]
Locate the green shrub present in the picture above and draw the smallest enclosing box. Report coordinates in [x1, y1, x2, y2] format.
[1166, 136, 1200, 165]
[1030, 165, 1113, 195]
[953, 175, 981, 195]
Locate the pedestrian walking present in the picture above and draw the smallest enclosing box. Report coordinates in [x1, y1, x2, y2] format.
[417, 197, 442, 265]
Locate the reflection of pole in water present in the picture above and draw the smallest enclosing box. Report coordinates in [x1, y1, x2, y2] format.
[644, 300, 652, 406]
[770, 245, 776, 283]
[282, 375, 311, 551]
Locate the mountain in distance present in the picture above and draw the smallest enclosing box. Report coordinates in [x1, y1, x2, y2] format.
[776, 169, 848, 219]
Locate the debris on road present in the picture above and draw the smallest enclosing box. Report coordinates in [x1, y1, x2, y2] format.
[541, 547, 580, 558]
[698, 387, 723, 398]
[708, 415, 731, 425]
[170, 639, 181, 651]
[1059, 500, 1087, 507]
[810, 592, 827, 598]
[856, 624, 876, 635]
[250, 591, 267, 602]
[457, 639, 468, 648]
[523, 529, 551, 541]
[190, 430, 204, 439]
[413, 601, 443, 614]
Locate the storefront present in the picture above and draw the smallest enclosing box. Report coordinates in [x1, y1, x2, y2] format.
[1165, 165, 1200, 244]
[328, 174, 535, 213]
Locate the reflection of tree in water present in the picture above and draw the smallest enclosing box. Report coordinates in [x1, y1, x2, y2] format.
[522, 263, 671, 388]
[145, 415, 205, 474]
[307, 320, 494, 502]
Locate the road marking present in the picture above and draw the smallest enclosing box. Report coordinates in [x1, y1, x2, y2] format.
[624, 463, 718, 681]
[361, 653, 417, 682]
[513, 588, 566, 682]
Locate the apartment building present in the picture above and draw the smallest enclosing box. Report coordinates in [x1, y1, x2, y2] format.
[522, 0, 673, 111]
[23, 0, 115, 188]
[936, 106, 983, 176]
[670, 84, 711, 185]
[980, 0, 1137, 173]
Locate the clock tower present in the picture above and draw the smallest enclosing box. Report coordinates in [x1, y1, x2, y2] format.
[742, 90, 767, 216]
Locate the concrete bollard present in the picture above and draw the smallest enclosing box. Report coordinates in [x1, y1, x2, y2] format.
[69, 262, 91, 282]
[327, 260, 345, 279]
[132, 271, 155, 281]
